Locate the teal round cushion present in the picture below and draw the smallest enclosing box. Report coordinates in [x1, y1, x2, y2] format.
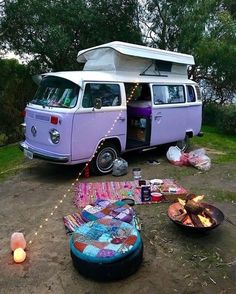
[70, 218, 142, 263]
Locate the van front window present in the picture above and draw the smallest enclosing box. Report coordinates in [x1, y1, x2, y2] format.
[31, 76, 80, 108]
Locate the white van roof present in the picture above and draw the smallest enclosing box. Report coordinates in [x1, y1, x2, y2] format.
[77, 41, 194, 65]
[76, 41, 194, 76]
[43, 70, 195, 88]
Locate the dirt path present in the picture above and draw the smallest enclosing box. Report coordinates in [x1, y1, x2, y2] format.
[0, 150, 236, 294]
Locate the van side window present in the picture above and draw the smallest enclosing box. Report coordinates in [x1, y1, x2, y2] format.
[187, 85, 196, 102]
[82, 83, 121, 108]
[195, 85, 202, 101]
[153, 85, 185, 104]
[125, 83, 151, 102]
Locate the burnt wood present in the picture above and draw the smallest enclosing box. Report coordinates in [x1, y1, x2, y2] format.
[184, 200, 204, 215]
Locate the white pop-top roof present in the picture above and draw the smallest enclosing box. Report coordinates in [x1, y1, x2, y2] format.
[77, 41, 195, 65]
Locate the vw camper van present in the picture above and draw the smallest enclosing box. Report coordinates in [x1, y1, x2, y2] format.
[20, 41, 202, 174]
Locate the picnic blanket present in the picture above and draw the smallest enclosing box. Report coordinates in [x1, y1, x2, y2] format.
[73, 179, 188, 208]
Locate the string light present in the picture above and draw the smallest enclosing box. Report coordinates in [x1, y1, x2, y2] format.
[27, 82, 140, 246]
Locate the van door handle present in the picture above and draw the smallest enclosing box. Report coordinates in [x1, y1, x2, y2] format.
[118, 117, 125, 122]
[154, 115, 162, 120]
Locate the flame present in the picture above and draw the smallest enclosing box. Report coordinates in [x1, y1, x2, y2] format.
[192, 195, 205, 203]
[198, 215, 212, 227]
[178, 198, 186, 206]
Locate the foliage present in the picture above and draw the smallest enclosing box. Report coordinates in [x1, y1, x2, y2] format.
[0, 58, 36, 144]
[140, 0, 236, 103]
[195, 9, 236, 104]
[203, 103, 236, 135]
[1, 0, 142, 73]
[202, 103, 222, 126]
[216, 104, 236, 135]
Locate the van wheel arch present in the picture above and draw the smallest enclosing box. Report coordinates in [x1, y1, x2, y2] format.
[90, 139, 121, 175]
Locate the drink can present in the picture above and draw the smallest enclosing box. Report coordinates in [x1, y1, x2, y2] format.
[141, 185, 151, 202]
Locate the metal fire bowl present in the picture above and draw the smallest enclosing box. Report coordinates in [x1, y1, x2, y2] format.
[168, 202, 225, 232]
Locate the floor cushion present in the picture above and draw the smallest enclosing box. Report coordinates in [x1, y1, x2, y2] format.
[70, 218, 143, 280]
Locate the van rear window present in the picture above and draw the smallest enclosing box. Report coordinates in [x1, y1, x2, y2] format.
[153, 85, 185, 104]
[195, 85, 202, 101]
[187, 85, 196, 102]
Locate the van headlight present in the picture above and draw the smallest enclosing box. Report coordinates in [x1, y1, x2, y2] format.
[49, 129, 60, 144]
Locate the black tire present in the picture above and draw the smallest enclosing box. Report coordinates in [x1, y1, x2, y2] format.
[91, 142, 119, 175]
[71, 241, 143, 281]
[176, 135, 190, 152]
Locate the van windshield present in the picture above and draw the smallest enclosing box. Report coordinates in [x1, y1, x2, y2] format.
[31, 76, 80, 108]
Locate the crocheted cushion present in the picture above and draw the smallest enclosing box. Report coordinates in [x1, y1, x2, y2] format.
[70, 218, 141, 263]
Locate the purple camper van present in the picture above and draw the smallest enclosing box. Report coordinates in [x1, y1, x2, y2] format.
[20, 41, 202, 175]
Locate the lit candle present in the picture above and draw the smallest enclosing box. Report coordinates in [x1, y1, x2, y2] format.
[13, 248, 26, 263]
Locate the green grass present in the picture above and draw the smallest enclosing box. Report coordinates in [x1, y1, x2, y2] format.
[0, 144, 24, 179]
[192, 125, 236, 163]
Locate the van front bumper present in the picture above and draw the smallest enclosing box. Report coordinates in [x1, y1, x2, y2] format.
[19, 141, 69, 163]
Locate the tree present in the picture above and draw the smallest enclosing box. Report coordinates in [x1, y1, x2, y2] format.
[1, 0, 142, 73]
[0, 58, 36, 144]
[140, 0, 236, 103]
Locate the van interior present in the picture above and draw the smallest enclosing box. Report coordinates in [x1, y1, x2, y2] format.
[126, 83, 151, 149]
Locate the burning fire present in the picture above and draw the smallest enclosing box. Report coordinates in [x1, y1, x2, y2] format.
[198, 215, 212, 227]
[175, 195, 215, 228]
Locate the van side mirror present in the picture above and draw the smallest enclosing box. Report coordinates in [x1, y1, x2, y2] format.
[93, 98, 102, 109]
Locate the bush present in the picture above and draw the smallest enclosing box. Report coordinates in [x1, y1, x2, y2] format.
[0, 133, 8, 146]
[216, 105, 236, 135]
[203, 103, 236, 135]
[202, 103, 222, 126]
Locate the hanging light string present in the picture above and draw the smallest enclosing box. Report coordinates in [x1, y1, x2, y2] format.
[28, 82, 140, 246]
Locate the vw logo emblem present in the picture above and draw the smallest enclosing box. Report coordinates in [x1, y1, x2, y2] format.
[31, 126, 37, 137]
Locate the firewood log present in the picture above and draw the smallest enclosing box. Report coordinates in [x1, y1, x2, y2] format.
[188, 213, 204, 227]
[174, 212, 187, 223]
[184, 200, 204, 215]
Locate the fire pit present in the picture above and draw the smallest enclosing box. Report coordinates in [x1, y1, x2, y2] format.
[167, 195, 224, 232]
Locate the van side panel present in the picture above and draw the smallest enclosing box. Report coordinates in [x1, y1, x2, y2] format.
[186, 103, 202, 135]
[71, 109, 126, 162]
[151, 105, 187, 145]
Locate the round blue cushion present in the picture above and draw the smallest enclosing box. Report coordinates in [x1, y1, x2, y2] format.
[70, 218, 142, 264]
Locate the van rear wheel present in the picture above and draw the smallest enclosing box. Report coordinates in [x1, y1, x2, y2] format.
[91, 142, 119, 175]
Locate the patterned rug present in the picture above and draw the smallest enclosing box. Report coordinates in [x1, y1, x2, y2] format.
[73, 179, 188, 208]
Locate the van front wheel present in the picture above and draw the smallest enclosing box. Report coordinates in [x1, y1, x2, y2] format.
[91, 142, 119, 175]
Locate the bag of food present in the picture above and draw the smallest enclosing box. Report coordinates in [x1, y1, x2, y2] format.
[166, 146, 189, 166]
[188, 149, 211, 171]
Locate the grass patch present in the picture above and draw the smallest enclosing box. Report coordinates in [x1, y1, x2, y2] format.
[0, 144, 24, 179]
[192, 126, 236, 163]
